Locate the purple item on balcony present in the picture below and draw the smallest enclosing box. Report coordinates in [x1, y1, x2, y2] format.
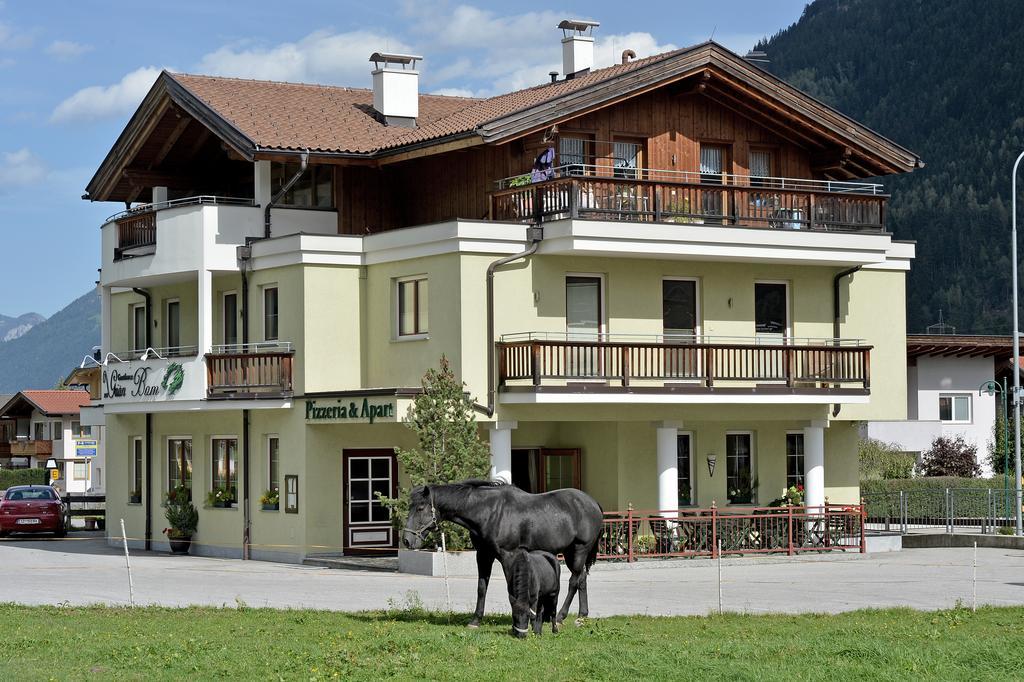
[530, 147, 555, 182]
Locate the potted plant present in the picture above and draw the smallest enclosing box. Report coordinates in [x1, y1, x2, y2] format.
[129, 489, 142, 504]
[260, 488, 279, 511]
[782, 484, 805, 507]
[206, 486, 233, 508]
[163, 485, 198, 554]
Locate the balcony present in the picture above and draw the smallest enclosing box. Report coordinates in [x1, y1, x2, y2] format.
[206, 343, 295, 399]
[490, 166, 887, 234]
[10, 440, 53, 456]
[111, 196, 254, 261]
[497, 333, 871, 403]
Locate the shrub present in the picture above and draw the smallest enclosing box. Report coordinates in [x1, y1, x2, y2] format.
[164, 486, 198, 538]
[380, 356, 490, 551]
[918, 435, 981, 478]
[0, 468, 48, 490]
[986, 414, 1024, 475]
[858, 438, 916, 480]
[861, 477, 1005, 519]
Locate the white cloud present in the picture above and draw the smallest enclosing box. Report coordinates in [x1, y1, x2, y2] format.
[0, 20, 33, 50]
[197, 29, 412, 86]
[429, 86, 477, 98]
[50, 66, 163, 123]
[46, 40, 93, 61]
[0, 148, 47, 190]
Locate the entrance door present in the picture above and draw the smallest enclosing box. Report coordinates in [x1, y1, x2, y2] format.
[343, 449, 398, 555]
[754, 282, 789, 343]
[511, 448, 581, 493]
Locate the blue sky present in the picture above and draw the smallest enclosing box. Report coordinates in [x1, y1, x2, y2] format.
[0, 0, 808, 317]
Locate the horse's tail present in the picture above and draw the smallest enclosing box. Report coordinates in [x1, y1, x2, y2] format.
[584, 529, 601, 573]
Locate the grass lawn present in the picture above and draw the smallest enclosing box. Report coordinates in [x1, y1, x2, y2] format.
[2, 603, 1022, 680]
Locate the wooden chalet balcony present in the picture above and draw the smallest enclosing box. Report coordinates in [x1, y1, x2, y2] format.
[497, 333, 871, 396]
[490, 167, 887, 233]
[9, 440, 53, 456]
[206, 342, 295, 399]
[111, 196, 254, 260]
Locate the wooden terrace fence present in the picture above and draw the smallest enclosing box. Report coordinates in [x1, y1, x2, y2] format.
[206, 348, 294, 398]
[598, 504, 865, 562]
[498, 339, 871, 389]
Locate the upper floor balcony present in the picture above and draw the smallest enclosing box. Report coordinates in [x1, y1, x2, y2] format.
[497, 332, 871, 404]
[8, 439, 53, 456]
[490, 166, 887, 234]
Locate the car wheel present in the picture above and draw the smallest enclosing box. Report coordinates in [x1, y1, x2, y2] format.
[0, 530, 8, 538]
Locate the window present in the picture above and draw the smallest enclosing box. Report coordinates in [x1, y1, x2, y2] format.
[755, 282, 789, 337]
[677, 434, 693, 506]
[663, 279, 698, 338]
[559, 135, 592, 175]
[223, 292, 238, 347]
[939, 394, 971, 423]
[700, 145, 726, 183]
[133, 303, 147, 352]
[542, 450, 581, 491]
[132, 437, 143, 498]
[285, 475, 299, 514]
[726, 432, 755, 504]
[270, 162, 334, 208]
[211, 438, 238, 502]
[73, 461, 89, 481]
[786, 433, 805, 489]
[348, 457, 392, 523]
[268, 436, 280, 492]
[263, 287, 279, 341]
[167, 438, 193, 494]
[397, 277, 428, 337]
[52, 422, 62, 440]
[749, 149, 773, 188]
[33, 422, 45, 441]
[566, 276, 602, 338]
[612, 140, 643, 180]
[166, 299, 181, 349]
[72, 422, 86, 438]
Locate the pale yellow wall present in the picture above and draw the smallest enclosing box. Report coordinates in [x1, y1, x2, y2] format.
[837, 268, 908, 422]
[246, 265, 305, 392]
[301, 265, 364, 393]
[109, 280, 199, 351]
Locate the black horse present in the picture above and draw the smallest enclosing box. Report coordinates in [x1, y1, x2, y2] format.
[402, 480, 604, 627]
[504, 548, 560, 638]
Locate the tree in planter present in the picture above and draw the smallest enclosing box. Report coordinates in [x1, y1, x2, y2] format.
[917, 435, 981, 478]
[163, 485, 198, 539]
[380, 356, 490, 551]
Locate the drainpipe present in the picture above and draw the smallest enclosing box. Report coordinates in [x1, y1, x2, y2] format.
[132, 287, 153, 550]
[484, 225, 544, 416]
[263, 150, 309, 239]
[832, 266, 862, 417]
[242, 408, 251, 560]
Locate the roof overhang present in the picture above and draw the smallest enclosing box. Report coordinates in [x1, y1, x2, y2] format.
[907, 335, 1015, 360]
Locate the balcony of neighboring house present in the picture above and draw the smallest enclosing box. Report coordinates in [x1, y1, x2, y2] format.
[490, 165, 887, 233]
[206, 342, 295, 399]
[496, 332, 871, 404]
[9, 439, 53, 456]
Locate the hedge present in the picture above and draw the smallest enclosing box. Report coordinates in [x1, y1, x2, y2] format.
[861, 477, 1013, 519]
[0, 468, 48, 490]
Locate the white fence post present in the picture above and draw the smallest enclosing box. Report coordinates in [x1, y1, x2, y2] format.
[120, 518, 134, 608]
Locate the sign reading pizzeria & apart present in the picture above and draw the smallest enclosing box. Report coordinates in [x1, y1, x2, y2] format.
[305, 398, 396, 424]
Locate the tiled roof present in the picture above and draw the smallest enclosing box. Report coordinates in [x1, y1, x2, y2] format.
[170, 48, 684, 155]
[20, 390, 91, 416]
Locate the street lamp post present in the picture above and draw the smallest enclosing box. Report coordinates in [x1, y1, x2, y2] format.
[1013, 150, 1024, 536]
[980, 379, 1010, 521]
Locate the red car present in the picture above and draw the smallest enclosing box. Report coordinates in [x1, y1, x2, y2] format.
[0, 485, 70, 537]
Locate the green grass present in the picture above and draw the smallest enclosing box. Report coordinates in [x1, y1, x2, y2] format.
[2, 603, 1022, 680]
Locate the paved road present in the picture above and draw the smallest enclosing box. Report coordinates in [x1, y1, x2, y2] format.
[2, 536, 1022, 616]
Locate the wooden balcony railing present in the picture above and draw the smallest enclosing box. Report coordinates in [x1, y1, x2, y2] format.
[206, 343, 294, 399]
[115, 211, 156, 256]
[9, 440, 53, 456]
[490, 170, 887, 233]
[498, 336, 871, 392]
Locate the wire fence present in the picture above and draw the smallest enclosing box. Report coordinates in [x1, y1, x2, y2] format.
[863, 488, 1019, 535]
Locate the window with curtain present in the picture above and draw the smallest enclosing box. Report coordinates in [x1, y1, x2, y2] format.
[938, 394, 971, 422]
[211, 437, 238, 502]
[397, 277, 429, 336]
[263, 287, 279, 341]
[749, 150, 773, 188]
[726, 433, 754, 504]
[700, 145, 725, 182]
[559, 136, 591, 175]
[613, 140, 642, 179]
[167, 438, 192, 495]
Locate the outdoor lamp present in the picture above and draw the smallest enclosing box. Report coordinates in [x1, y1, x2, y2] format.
[706, 454, 717, 478]
[45, 458, 57, 470]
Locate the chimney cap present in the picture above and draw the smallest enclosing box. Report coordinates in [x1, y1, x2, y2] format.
[369, 52, 423, 69]
[558, 19, 599, 36]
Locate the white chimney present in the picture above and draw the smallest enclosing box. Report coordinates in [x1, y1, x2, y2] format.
[369, 52, 422, 127]
[558, 19, 599, 78]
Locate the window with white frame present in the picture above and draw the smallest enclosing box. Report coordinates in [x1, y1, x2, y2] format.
[263, 286, 279, 341]
[167, 438, 192, 495]
[268, 436, 280, 493]
[133, 303, 147, 352]
[51, 421, 62, 440]
[73, 461, 89, 481]
[33, 422, 45, 441]
[786, 433, 805, 489]
[223, 292, 238, 347]
[677, 433, 694, 506]
[211, 437, 238, 503]
[165, 299, 181, 349]
[726, 432, 755, 505]
[938, 394, 971, 423]
[132, 437, 143, 499]
[397, 277, 428, 337]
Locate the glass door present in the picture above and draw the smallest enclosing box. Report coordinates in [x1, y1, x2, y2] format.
[663, 279, 700, 379]
[754, 282, 789, 343]
[343, 449, 397, 554]
[566, 276, 603, 378]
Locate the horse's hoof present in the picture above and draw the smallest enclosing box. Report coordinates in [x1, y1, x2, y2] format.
[467, 621, 481, 629]
[552, 623, 560, 634]
[574, 617, 586, 627]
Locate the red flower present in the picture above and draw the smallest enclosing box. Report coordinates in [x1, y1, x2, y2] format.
[796, 484, 804, 492]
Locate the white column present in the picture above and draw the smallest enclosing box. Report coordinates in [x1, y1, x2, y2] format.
[803, 421, 826, 510]
[197, 270, 214, 397]
[100, 285, 112, 358]
[254, 160, 272, 208]
[656, 421, 681, 517]
[487, 421, 516, 483]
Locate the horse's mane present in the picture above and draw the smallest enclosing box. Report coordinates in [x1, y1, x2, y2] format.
[457, 479, 510, 489]
[510, 550, 532, 605]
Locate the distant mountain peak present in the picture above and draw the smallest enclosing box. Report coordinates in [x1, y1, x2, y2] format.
[0, 312, 46, 343]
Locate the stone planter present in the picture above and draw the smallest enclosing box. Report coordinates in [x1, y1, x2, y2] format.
[168, 535, 192, 555]
[398, 549, 482, 576]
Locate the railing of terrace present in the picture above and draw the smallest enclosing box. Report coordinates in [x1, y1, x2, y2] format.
[597, 504, 865, 561]
[111, 196, 255, 258]
[863, 488, 1019, 535]
[490, 167, 887, 233]
[206, 342, 295, 398]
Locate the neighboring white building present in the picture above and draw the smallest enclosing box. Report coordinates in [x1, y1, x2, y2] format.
[0, 390, 105, 493]
[864, 335, 1012, 475]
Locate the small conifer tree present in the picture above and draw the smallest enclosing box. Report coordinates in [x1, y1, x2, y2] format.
[381, 356, 490, 550]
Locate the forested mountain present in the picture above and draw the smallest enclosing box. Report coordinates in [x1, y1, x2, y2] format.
[0, 290, 99, 391]
[760, 0, 1024, 334]
[0, 313, 45, 343]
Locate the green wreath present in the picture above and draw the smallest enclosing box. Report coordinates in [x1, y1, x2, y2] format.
[161, 362, 185, 396]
